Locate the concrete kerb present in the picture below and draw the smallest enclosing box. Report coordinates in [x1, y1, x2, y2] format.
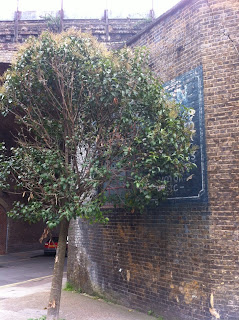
[0, 249, 44, 263]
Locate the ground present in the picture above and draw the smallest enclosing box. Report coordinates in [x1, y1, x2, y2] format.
[0, 250, 156, 320]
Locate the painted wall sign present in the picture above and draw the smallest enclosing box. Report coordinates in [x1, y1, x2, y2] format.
[164, 65, 207, 201]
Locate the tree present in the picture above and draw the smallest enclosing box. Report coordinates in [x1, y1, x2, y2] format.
[0, 30, 195, 320]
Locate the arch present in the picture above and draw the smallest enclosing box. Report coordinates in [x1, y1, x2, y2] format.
[0, 203, 7, 254]
[0, 197, 9, 211]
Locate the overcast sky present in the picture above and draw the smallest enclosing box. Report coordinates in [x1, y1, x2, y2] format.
[1, 0, 181, 20]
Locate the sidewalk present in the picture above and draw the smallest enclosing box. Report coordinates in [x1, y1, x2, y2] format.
[0, 251, 155, 320]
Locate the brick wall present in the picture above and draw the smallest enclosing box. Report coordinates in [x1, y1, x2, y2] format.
[200, 0, 239, 318]
[127, 0, 203, 82]
[68, 206, 211, 320]
[68, 0, 239, 319]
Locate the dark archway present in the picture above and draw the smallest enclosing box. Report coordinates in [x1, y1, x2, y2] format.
[0, 204, 7, 254]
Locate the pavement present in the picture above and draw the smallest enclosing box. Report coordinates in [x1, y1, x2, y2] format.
[0, 250, 155, 320]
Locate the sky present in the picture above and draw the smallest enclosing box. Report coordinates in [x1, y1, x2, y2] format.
[0, 0, 181, 20]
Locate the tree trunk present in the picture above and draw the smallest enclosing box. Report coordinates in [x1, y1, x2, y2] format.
[47, 217, 69, 320]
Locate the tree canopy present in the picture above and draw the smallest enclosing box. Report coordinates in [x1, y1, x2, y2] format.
[0, 30, 195, 319]
[0, 30, 194, 226]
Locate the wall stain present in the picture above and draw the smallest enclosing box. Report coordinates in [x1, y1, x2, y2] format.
[170, 280, 206, 304]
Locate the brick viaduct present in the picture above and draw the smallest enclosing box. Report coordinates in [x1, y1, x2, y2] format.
[1, 0, 239, 319]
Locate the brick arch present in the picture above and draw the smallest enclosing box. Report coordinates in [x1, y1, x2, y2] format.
[0, 197, 8, 211]
[0, 204, 7, 254]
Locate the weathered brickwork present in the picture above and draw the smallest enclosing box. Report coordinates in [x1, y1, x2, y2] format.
[199, 0, 239, 318]
[68, 206, 211, 320]
[127, 0, 204, 82]
[68, 0, 239, 319]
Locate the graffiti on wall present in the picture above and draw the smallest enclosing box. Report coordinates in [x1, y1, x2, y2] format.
[164, 65, 207, 201]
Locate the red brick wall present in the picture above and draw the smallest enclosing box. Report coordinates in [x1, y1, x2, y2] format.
[6, 218, 44, 253]
[0, 192, 45, 254]
[68, 0, 239, 319]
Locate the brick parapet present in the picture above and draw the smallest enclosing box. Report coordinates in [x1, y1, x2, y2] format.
[0, 18, 150, 63]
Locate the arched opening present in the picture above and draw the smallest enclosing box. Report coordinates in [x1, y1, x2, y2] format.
[0, 204, 7, 254]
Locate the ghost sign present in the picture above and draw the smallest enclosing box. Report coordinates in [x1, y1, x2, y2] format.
[164, 65, 207, 201]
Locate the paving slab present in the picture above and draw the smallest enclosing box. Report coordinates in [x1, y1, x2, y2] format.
[0, 251, 155, 320]
[0, 286, 155, 320]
